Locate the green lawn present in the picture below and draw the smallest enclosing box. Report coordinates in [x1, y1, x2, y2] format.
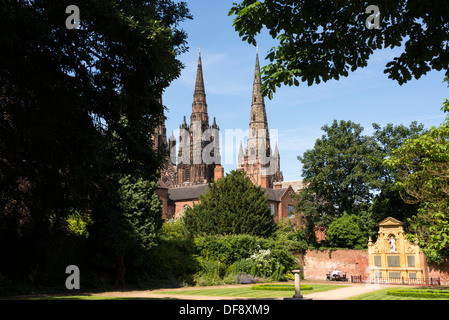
[151, 284, 346, 299]
[347, 287, 449, 300]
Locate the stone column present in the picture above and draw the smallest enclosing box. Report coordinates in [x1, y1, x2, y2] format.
[284, 269, 312, 300]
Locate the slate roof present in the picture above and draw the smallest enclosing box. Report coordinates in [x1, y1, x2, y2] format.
[263, 188, 288, 202]
[167, 184, 289, 203]
[168, 184, 209, 201]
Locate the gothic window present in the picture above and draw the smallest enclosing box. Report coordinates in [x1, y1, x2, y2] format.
[288, 205, 294, 218]
[270, 204, 275, 216]
[254, 97, 256, 102]
[253, 114, 256, 121]
[251, 148, 255, 155]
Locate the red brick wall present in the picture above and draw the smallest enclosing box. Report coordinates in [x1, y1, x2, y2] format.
[174, 199, 197, 218]
[302, 249, 369, 280]
[423, 256, 449, 285]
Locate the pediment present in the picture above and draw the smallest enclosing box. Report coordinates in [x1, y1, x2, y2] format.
[377, 217, 403, 227]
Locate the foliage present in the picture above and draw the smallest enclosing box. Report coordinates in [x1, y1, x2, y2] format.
[88, 175, 164, 285]
[387, 288, 449, 299]
[385, 104, 449, 263]
[0, 0, 191, 287]
[370, 122, 426, 223]
[297, 119, 426, 246]
[193, 234, 298, 284]
[325, 213, 370, 249]
[183, 170, 275, 237]
[229, 0, 449, 98]
[298, 120, 380, 222]
[67, 212, 93, 238]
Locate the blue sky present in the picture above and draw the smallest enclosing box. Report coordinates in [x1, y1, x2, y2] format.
[163, 1, 449, 181]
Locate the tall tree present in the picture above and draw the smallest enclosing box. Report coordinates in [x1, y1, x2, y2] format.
[298, 120, 380, 220]
[370, 121, 426, 223]
[183, 170, 275, 237]
[90, 175, 163, 286]
[385, 103, 449, 263]
[229, 0, 449, 98]
[0, 0, 191, 283]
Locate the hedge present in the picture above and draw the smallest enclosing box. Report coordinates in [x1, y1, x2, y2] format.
[251, 284, 313, 291]
[387, 289, 449, 299]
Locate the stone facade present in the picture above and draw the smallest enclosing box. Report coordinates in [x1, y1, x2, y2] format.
[152, 49, 221, 189]
[368, 217, 423, 281]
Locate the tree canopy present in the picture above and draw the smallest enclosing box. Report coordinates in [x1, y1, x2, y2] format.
[385, 102, 449, 263]
[297, 119, 426, 244]
[229, 0, 449, 98]
[0, 0, 191, 286]
[183, 170, 275, 237]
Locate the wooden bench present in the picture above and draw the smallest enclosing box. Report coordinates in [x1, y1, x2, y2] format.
[326, 272, 347, 281]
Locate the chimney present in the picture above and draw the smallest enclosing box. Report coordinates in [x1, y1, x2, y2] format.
[260, 175, 270, 189]
[273, 182, 282, 189]
[214, 165, 224, 181]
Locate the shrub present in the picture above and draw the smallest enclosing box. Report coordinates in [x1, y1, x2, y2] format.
[387, 288, 449, 299]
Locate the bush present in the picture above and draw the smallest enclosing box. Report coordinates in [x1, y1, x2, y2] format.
[387, 288, 449, 299]
[325, 212, 369, 249]
[194, 234, 297, 276]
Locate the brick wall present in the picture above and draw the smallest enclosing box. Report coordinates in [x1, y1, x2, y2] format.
[424, 256, 449, 285]
[302, 249, 369, 280]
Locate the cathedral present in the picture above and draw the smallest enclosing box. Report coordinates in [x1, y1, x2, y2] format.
[153, 48, 298, 221]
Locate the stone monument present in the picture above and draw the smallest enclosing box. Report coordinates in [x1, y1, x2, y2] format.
[368, 217, 423, 282]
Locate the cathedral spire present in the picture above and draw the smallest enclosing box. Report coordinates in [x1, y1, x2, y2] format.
[248, 50, 270, 158]
[250, 50, 268, 127]
[192, 46, 207, 115]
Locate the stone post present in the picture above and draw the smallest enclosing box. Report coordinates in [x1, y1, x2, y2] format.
[284, 269, 312, 300]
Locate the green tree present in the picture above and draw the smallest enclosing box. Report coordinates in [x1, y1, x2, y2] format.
[229, 0, 449, 98]
[385, 103, 449, 263]
[89, 175, 163, 285]
[325, 212, 368, 249]
[370, 121, 426, 223]
[183, 170, 275, 237]
[298, 120, 380, 220]
[0, 0, 190, 285]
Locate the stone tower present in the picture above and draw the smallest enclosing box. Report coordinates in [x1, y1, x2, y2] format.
[176, 48, 221, 186]
[151, 96, 178, 188]
[238, 50, 283, 188]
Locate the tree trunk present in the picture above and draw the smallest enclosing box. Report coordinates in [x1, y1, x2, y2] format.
[116, 257, 126, 286]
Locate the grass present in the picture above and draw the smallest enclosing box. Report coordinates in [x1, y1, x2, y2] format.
[151, 283, 345, 299]
[347, 287, 449, 300]
[25, 296, 165, 300]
